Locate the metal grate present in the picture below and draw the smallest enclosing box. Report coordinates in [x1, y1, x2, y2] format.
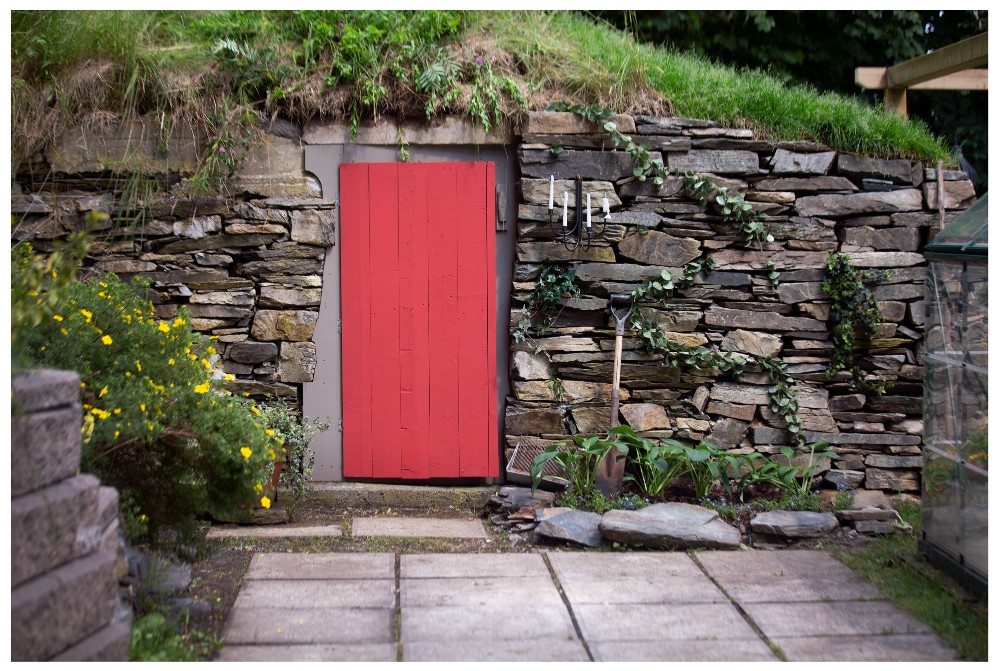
[505, 438, 567, 487]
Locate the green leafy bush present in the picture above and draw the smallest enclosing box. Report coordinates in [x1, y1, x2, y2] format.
[257, 398, 329, 502]
[14, 248, 278, 541]
[529, 432, 624, 497]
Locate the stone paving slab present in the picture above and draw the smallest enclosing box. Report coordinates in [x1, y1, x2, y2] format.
[591, 639, 780, 662]
[224, 607, 394, 645]
[401, 577, 564, 607]
[743, 601, 931, 638]
[712, 575, 884, 603]
[574, 602, 760, 643]
[772, 634, 960, 662]
[696, 549, 859, 580]
[401, 602, 577, 643]
[352, 517, 487, 538]
[403, 638, 590, 662]
[245, 553, 394, 581]
[218, 643, 398, 662]
[557, 576, 726, 605]
[206, 525, 343, 540]
[546, 551, 705, 579]
[234, 579, 395, 609]
[400, 553, 549, 578]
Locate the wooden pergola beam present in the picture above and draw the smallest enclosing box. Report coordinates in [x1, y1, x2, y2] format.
[856, 67, 988, 91]
[886, 32, 988, 88]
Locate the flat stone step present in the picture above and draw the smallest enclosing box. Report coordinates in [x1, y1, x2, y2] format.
[351, 517, 487, 539]
[206, 524, 343, 540]
[307, 482, 495, 511]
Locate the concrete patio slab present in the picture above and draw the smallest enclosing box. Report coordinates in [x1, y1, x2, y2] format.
[591, 639, 780, 662]
[711, 575, 884, 603]
[223, 606, 394, 645]
[218, 643, 398, 661]
[558, 574, 725, 605]
[401, 577, 564, 607]
[772, 634, 960, 662]
[546, 551, 704, 579]
[206, 525, 343, 540]
[244, 552, 395, 581]
[697, 549, 860, 580]
[743, 601, 932, 638]
[352, 517, 487, 539]
[403, 638, 589, 662]
[401, 602, 577, 643]
[400, 553, 549, 578]
[574, 602, 760, 643]
[234, 579, 395, 609]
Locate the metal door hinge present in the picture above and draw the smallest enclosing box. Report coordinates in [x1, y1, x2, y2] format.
[337, 319, 342, 334]
[495, 187, 507, 232]
[338, 417, 343, 432]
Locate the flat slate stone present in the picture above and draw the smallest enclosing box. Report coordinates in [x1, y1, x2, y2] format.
[773, 634, 957, 662]
[742, 601, 930, 638]
[218, 643, 398, 662]
[401, 577, 563, 607]
[401, 553, 549, 579]
[592, 639, 779, 662]
[244, 553, 393, 581]
[599, 502, 741, 550]
[224, 606, 394, 645]
[750, 510, 840, 538]
[205, 525, 344, 540]
[404, 638, 589, 662]
[535, 509, 603, 547]
[235, 579, 396, 609]
[574, 602, 759, 643]
[402, 602, 577, 643]
[351, 517, 487, 539]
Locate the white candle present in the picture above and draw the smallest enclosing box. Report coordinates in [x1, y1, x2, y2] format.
[586, 193, 592, 229]
[549, 176, 554, 209]
[562, 192, 568, 228]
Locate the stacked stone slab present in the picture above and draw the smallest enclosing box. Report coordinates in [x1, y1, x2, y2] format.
[11, 369, 129, 661]
[507, 111, 977, 494]
[12, 194, 335, 404]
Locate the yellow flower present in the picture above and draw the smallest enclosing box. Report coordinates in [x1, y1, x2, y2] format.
[125, 371, 132, 378]
[99, 386, 108, 398]
[260, 496, 271, 509]
[52, 315, 63, 322]
[113, 430, 120, 439]
[80, 309, 92, 323]
[240, 446, 252, 460]
[201, 358, 211, 370]
[267, 449, 276, 460]
[113, 408, 121, 415]
[158, 322, 170, 333]
[60, 328, 68, 336]
[224, 373, 234, 381]
[254, 483, 263, 493]
[250, 406, 261, 416]
[148, 380, 165, 393]
[102, 335, 113, 346]
[207, 346, 217, 355]
[265, 429, 275, 436]
[136, 361, 142, 372]
[139, 403, 146, 412]
[168, 359, 175, 366]
[173, 317, 186, 328]
[194, 381, 210, 394]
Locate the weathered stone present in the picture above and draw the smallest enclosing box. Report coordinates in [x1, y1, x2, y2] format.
[51, 623, 130, 662]
[12, 404, 82, 498]
[747, 190, 796, 205]
[259, 286, 322, 308]
[767, 217, 837, 243]
[227, 341, 278, 364]
[865, 468, 920, 492]
[835, 507, 898, 523]
[189, 290, 255, 306]
[668, 150, 760, 175]
[524, 111, 635, 135]
[620, 403, 670, 431]
[720, 330, 783, 357]
[194, 252, 235, 266]
[599, 503, 741, 550]
[618, 230, 701, 267]
[634, 136, 693, 152]
[829, 394, 866, 412]
[187, 304, 253, 320]
[753, 176, 858, 192]
[236, 258, 325, 276]
[775, 282, 825, 304]
[11, 369, 80, 415]
[11, 474, 101, 587]
[923, 180, 976, 210]
[865, 454, 922, 468]
[867, 396, 923, 414]
[535, 509, 603, 547]
[225, 222, 287, 235]
[837, 155, 913, 184]
[844, 252, 925, 268]
[649, 309, 702, 333]
[676, 418, 711, 432]
[571, 406, 613, 434]
[575, 263, 670, 283]
[706, 402, 756, 421]
[290, 210, 334, 246]
[709, 249, 829, 271]
[854, 519, 899, 534]
[516, 241, 616, 263]
[48, 116, 201, 175]
[521, 178, 621, 208]
[618, 176, 687, 198]
[250, 310, 318, 342]
[801, 432, 921, 446]
[750, 510, 840, 538]
[511, 351, 553, 380]
[710, 382, 770, 406]
[824, 469, 865, 489]
[514, 336, 599, 353]
[278, 342, 317, 383]
[513, 380, 628, 404]
[707, 418, 749, 449]
[505, 407, 565, 435]
[11, 551, 118, 661]
[770, 149, 836, 175]
[600, 210, 664, 228]
[889, 419, 924, 435]
[91, 259, 156, 274]
[795, 190, 923, 217]
[872, 283, 923, 301]
[520, 148, 659, 181]
[174, 216, 222, 239]
[222, 379, 298, 400]
[155, 233, 282, 254]
[705, 307, 825, 332]
[844, 226, 921, 251]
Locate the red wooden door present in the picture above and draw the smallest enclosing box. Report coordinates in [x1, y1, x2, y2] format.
[340, 162, 498, 479]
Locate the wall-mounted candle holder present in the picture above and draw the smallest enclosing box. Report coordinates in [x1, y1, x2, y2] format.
[546, 175, 608, 252]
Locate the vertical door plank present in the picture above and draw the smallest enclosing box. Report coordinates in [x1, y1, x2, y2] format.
[428, 165, 461, 478]
[485, 162, 499, 476]
[368, 163, 403, 478]
[400, 164, 431, 478]
[340, 164, 373, 477]
[456, 163, 490, 477]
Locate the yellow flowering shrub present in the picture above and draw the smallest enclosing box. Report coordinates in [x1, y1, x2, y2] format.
[15, 257, 279, 542]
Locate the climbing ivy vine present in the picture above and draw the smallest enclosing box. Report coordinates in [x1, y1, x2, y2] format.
[513, 261, 581, 344]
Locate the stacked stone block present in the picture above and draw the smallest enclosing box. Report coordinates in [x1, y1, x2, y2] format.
[12, 195, 335, 404]
[506, 111, 977, 493]
[11, 369, 128, 661]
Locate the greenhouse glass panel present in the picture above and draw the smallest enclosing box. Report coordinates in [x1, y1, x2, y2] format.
[921, 193, 987, 594]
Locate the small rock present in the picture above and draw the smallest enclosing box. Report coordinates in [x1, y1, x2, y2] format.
[535, 509, 603, 547]
[750, 510, 840, 538]
[854, 519, 898, 535]
[824, 469, 865, 489]
[599, 503, 741, 550]
[834, 507, 898, 523]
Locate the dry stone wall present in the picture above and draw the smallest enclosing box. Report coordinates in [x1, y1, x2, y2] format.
[507, 111, 977, 494]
